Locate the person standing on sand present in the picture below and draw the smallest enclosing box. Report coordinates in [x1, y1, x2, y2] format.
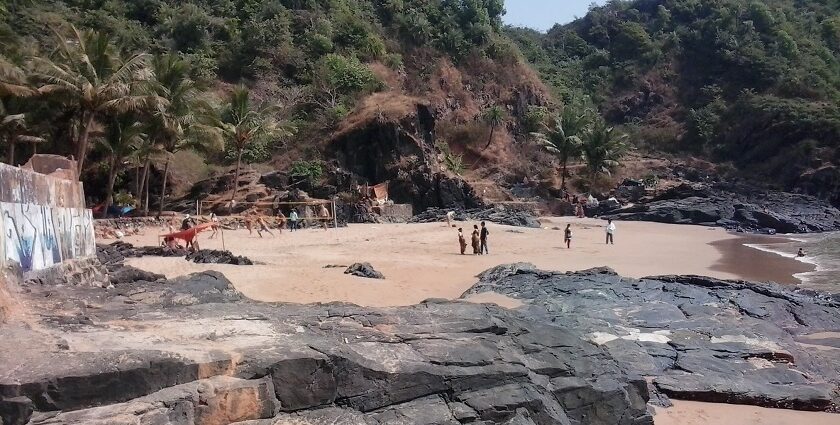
[471, 225, 481, 255]
[480, 221, 490, 255]
[458, 228, 467, 255]
[275, 210, 286, 233]
[209, 212, 219, 239]
[289, 209, 299, 231]
[564, 224, 573, 249]
[606, 219, 616, 245]
[319, 204, 330, 230]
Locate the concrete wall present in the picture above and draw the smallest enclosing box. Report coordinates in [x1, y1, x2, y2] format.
[0, 161, 95, 272]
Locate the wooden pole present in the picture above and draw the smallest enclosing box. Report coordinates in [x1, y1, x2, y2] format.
[220, 226, 226, 251]
[332, 199, 338, 229]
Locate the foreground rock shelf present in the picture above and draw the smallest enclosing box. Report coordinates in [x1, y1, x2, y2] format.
[1, 261, 838, 424]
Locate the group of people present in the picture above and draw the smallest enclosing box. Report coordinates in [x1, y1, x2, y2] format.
[454, 219, 618, 254]
[561, 219, 617, 249]
[457, 222, 490, 255]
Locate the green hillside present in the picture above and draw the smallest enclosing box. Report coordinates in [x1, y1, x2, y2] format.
[507, 0, 840, 203]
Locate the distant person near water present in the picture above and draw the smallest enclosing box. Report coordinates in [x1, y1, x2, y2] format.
[458, 228, 467, 255]
[471, 225, 481, 255]
[480, 221, 489, 255]
[797, 248, 806, 258]
[606, 219, 616, 245]
[564, 224, 573, 249]
[289, 209, 299, 231]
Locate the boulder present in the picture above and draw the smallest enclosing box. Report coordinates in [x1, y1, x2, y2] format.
[344, 263, 384, 279]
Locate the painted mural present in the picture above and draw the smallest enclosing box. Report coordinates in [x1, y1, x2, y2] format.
[0, 162, 95, 273]
[0, 203, 95, 272]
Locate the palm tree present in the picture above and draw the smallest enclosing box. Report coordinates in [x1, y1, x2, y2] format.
[30, 25, 159, 174]
[1, 55, 40, 165]
[148, 53, 222, 215]
[220, 85, 289, 203]
[97, 114, 144, 216]
[481, 105, 505, 150]
[531, 106, 592, 188]
[580, 121, 629, 179]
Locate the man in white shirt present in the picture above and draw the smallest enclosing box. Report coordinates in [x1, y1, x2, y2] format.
[606, 219, 616, 245]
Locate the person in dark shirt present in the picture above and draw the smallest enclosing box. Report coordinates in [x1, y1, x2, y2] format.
[564, 224, 573, 249]
[181, 214, 196, 231]
[480, 221, 489, 255]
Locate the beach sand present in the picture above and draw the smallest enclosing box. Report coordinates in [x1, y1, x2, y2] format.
[654, 401, 840, 425]
[109, 217, 835, 424]
[116, 218, 766, 307]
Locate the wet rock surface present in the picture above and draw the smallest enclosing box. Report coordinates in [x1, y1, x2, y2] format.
[464, 264, 840, 412]
[344, 263, 385, 279]
[604, 182, 840, 233]
[410, 207, 541, 228]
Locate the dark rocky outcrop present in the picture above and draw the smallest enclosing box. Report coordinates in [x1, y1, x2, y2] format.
[464, 264, 840, 412]
[344, 263, 384, 279]
[186, 250, 254, 265]
[411, 206, 541, 228]
[98, 242, 254, 266]
[604, 182, 840, 233]
[0, 267, 654, 425]
[4, 256, 839, 424]
[328, 100, 483, 212]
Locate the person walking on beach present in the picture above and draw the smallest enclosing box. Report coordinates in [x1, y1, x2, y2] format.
[319, 204, 330, 230]
[289, 209, 299, 231]
[458, 228, 467, 255]
[254, 214, 275, 238]
[209, 212, 219, 239]
[471, 225, 481, 255]
[275, 210, 286, 233]
[480, 221, 490, 255]
[564, 224, 573, 249]
[606, 219, 616, 245]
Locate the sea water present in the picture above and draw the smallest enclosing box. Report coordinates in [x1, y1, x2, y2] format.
[747, 232, 840, 293]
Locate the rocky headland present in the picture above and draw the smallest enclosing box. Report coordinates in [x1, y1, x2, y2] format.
[604, 182, 840, 234]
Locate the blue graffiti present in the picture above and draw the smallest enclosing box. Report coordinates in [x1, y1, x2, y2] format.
[3, 211, 36, 272]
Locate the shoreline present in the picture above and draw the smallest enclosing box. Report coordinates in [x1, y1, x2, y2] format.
[709, 234, 814, 285]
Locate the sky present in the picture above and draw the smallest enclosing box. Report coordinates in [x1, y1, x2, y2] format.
[503, 0, 608, 32]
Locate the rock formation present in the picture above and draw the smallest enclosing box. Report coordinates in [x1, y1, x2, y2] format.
[410, 207, 541, 228]
[604, 182, 840, 233]
[464, 264, 840, 411]
[344, 263, 385, 279]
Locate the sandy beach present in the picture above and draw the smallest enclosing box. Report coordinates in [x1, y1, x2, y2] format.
[107, 217, 836, 425]
[112, 217, 778, 307]
[654, 401, 840, 425]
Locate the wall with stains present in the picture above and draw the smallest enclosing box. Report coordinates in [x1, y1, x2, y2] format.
[0, 162, 95, 272]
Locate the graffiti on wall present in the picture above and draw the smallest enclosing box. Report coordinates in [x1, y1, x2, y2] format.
[0, 202, 95, 272]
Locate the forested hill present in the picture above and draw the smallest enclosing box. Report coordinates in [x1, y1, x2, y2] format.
[508, 0, 840, 204]
[1, 0, 839, 209]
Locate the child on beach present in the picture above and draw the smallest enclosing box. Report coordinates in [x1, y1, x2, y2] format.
[458, 228, 467, 255]
[564, 224, 573, 249]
